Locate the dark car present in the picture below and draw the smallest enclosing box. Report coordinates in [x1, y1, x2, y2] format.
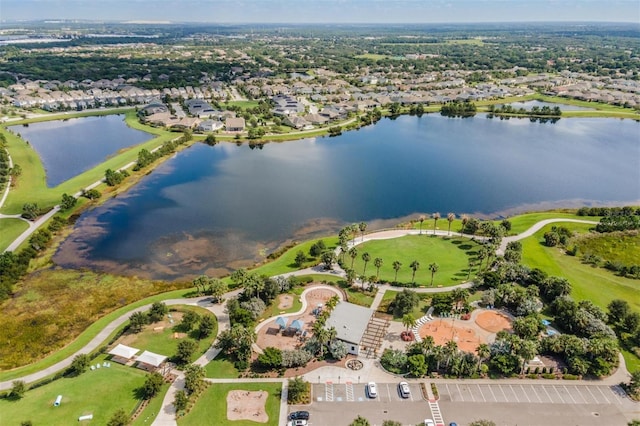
[289, 411, 310, 421]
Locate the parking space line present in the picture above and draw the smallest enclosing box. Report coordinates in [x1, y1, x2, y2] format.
[445, 384, 452, 401]
[563, 385, 578, 404]
[531, 385, 543, 403]
[487, 385, 498, 402]
[552, 385, 565, 404]
[596, 386, 612, 404]
[541, 385, 554, 403]
[498, 385, 508, 402]
[611, 385, 627, 404]
[477, 384, 487, 402]
[456, 384, 464, 402]
[467, 385, 475, 402]
[573, 386, 589, 404]
[585, 386, 599, 404]
[520, 384, 532, 403]
[509, 384, 519, 403]
[386, 383, 392, 402]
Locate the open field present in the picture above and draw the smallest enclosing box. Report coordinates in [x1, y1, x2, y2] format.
[131, 382, 170, 426]
[177, 382, 281, 426]
[249, 237, 339, 277]
[348, 235, 480, 287]
[204, 353, 239, 379]
[0, 354, 147, 426]
[0, 218, 29, 251]
[574, 230, 640, 266]
[495, 210, 597, 234]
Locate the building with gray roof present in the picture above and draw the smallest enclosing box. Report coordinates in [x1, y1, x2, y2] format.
[325, 301, 373, 356]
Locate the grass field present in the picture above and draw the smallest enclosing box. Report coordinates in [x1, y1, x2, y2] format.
[178, 382, 281, 426]
[573, 231, 640, 266]
[249, 237, 339, 278]
[260, 293, 303, 321]
[120, 305, 217, 361]
[495, 211, 597, 235]
[0, 354, 147, 426]
[204, 353, 239, 378]
[378, 289, 432, 319]
[131, 382, 170, 426]
[348, 235, 480, 287]
[0, 218, 29, 250]
[225, 100, 261, 110]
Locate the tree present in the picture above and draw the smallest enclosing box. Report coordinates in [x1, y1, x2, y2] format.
[148, 302, 168, 322]
[9, 380, 26, 399]
[517, 339, 539, 374]
[60, 193, 77, 210]
[142, 372, 164, 399]
[407, 354, 427, 377]
[627, 370, 640, 397]
[418, 215, 426, 235]
[402, 313, 416, 331]
[447, 212, 455, 235]
[183, 364, 205, 394]
[429, 262, 439, 286]
[258, 347, 283, 370]
[107, 409, 130, 426]
[321, 250, 337, 270]
[205, 134, 217, 145]
[392, 260, 402, 283]
[476, 343, 490, 372]
[82, 188, 102, 200]
[607, 299, 630, 326]
[129, 311, 148, 333]
[294, 250, 306, 267]
[181, 310, 200, 331]
[361, 252, 371, 276]
[21, 203, 39, 220]
[350, 416, 370, 426]
[174, 339, 198, 365]
[432, 212, 441, 234]
[393, 289, 420, 317]
[192, 275, 209, 295]
[208, 278, 227, 303]
[382, 421, 402, 426]
[174, 390, 188, 412]
[374, 257, 383, 279]
[409, 260, 420, 284]
[358, 221, 367, 241]
[348, 247, 358, 269]
[287, 377, 309, 404]
[67, 354, 90, 376]
[198, 315, 215, 338]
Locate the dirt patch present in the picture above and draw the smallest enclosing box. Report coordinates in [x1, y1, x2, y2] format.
[475, 311, 513, 333]
[278, 294, 293, 310]
[226, 390, 269, 423]
[418, 319, 482, 353]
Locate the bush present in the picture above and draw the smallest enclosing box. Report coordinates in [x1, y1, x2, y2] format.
[281, 349, 313, 368]
[257, 347, 282, 370]
[562, 374, 580, 380]
[542, 373, 556, 379]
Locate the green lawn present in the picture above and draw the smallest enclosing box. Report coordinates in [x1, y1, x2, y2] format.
[348, 235, 480, 287]
[574, 231, 640, 266]
[260, 293, 303, 321]
[121, 305, 217, 361]
[131, 382, 170, 426]
[225, 100, 261, 110]
[204, 353, 239, 379]
[0, 218, 29, 251]
[178, 382, 281, 426]
[622, 349, 640, 374]
[0, 354, 147, 426]
[249, 237, 339, 277]
[378, 289, 432, 318]
[498, 211, 597, 235]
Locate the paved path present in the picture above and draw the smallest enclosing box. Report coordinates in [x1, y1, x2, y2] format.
[0, 148, 13, 209]
[497, 218, 598, 254]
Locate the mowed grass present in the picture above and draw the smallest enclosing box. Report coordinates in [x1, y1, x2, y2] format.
[497, 211, 598, 235]
[0, 218, 29, 251]
[204, 353, 239, 379]
[378, 289, 432, 319]
[0, 268, 188, 377]
[0, 354, 147, 426]
[178, 382, 281, 426]
[249, 237, 339, 277]
[348, 235, 480, 287]
[574, 231, 640, 266]
[131, 382, 170, 426]
[521, 223, 640, 314]
[120, 305, 217, 360]
[0, 111, 175, 214]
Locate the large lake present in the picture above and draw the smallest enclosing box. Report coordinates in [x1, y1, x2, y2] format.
[9, 115, 152, 187]
[55, 114, 640, 280]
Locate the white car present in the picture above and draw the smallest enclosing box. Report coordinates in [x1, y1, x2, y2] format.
[287, 420, 307, 426]
[398, 381, 411, 398]
[367, 382, 378, 398]
[424, 419, 435, 426]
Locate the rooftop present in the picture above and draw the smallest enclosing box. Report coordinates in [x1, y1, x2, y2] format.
[325, 301, 372, 345]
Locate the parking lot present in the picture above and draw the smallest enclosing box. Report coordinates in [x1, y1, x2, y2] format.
[439, 382, 630, 405]
[313, 381, 424, 403]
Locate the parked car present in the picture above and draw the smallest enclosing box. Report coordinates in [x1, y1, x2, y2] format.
[367, 382, 378, 398]
[287, 420, 307, 426]
[398, 381, 411, 398]
[288, 411, 310, 421]
[424, 420, 435, 426]
[449, 423, 458, 426]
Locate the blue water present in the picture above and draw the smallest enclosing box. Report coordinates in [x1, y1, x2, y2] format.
[9, 115, 152, 187]
[55, 114, 640, 280]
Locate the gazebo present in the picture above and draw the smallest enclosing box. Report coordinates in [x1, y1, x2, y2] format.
[290, 319, 304, 332]
[108, 344, 139, 364]
[275, 316, 288, 330]
[136, 350, 167, 371]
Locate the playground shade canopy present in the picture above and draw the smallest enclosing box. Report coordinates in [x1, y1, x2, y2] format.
[108, 344, 139, 359]
[290, 319, 304, 330]
[136, 350, 167, 367]
[275, 316, 288, 328]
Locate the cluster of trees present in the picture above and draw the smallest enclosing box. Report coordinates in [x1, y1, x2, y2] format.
[0, 133, 16, 193]
[173, 364, 206, 415]
[595, 215, 640, 233]
[577, 206, 639, 217]
[104, 168, 129, 186]
[132, 130, 193, 171]
[488, 104, 562, 117]
[440, 100, 477, 117]
[191, 274, 227, 302]
[607, 300, 640, 363]
[543, 226, 573, 247]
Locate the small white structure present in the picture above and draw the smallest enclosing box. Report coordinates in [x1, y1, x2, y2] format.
[78, 414, 93, 421]
[136, 351, 167, 370]
[53, 395, 62, 406]
[108, 344, 140, 364]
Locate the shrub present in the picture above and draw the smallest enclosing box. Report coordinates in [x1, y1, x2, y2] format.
[281, 349, 313, 368]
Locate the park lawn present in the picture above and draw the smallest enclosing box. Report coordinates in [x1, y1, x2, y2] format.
[0, 218, 29, 251]
[131, 382, 170, 426]
[0, 111, 175, 214]
[622, 349, 640, 374]
[573, 231, 640, 266]
[260, 293, 303, 321]
[0, 354, 147, 426]
[410, 218, 464, 236]
[121, 305, 217, 361]
[343, 286, 376, 307]
[378, 289, 432, 318]
[249, 237, 339, 278]
[349, 235, 480, 287]
[204, 353, 239, 379]
[498, 211, 597, 235]
[178, 382, 281, 426]
[520, 223, 640, 314]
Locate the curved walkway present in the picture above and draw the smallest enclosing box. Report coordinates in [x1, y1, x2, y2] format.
[497, 218, 598, 254]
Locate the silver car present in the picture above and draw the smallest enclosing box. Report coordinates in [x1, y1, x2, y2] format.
[398, 381, 411, 398]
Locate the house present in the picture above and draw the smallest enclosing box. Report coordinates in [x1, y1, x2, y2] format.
[225, 117, 245, 132]
[325, 302, 373, 356]
[184, 99, 216, 117]
[283, 116, 310, 129]
[197, 119, 223, 132]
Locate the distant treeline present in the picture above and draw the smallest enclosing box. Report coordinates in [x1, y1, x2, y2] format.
[440, 100, 477, 117]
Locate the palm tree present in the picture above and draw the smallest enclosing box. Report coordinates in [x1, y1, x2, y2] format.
[374, 257, 383, 280]
[327, 326, 338, 343]
[410, 260, 420, 284]
[460, 214, 469, 235]
[326, 295, 339, 312]
[315, 327, 330, 357]
[392, 260, 402, 283]
[444, 340, 458, 370]
[447, 212, 455, 235]
[429, 262, 439, 286]
[476, 343, 490, 372]
[418, 215, 426, 235]
[518, 340, 538, 374]
[466, 257, 475, 281]
[350, 223, 359, 243]
[348, 247, 358, 269]
[339, 240, 349, 263]
[345, 268, 356, 286]
[451, 288, 469, 310]
[432, 212, 441, 234]
[358, 221, 367, 241]
[476, 249, 487, 272]
[402, 313, 416, 331]
[361, 252, 371, 276]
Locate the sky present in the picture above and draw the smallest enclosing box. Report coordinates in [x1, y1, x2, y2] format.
[1, 0, 639, 24]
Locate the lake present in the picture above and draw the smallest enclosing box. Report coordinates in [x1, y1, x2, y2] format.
[9, 114, 152, 187]
[54, 114, 640, 280]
